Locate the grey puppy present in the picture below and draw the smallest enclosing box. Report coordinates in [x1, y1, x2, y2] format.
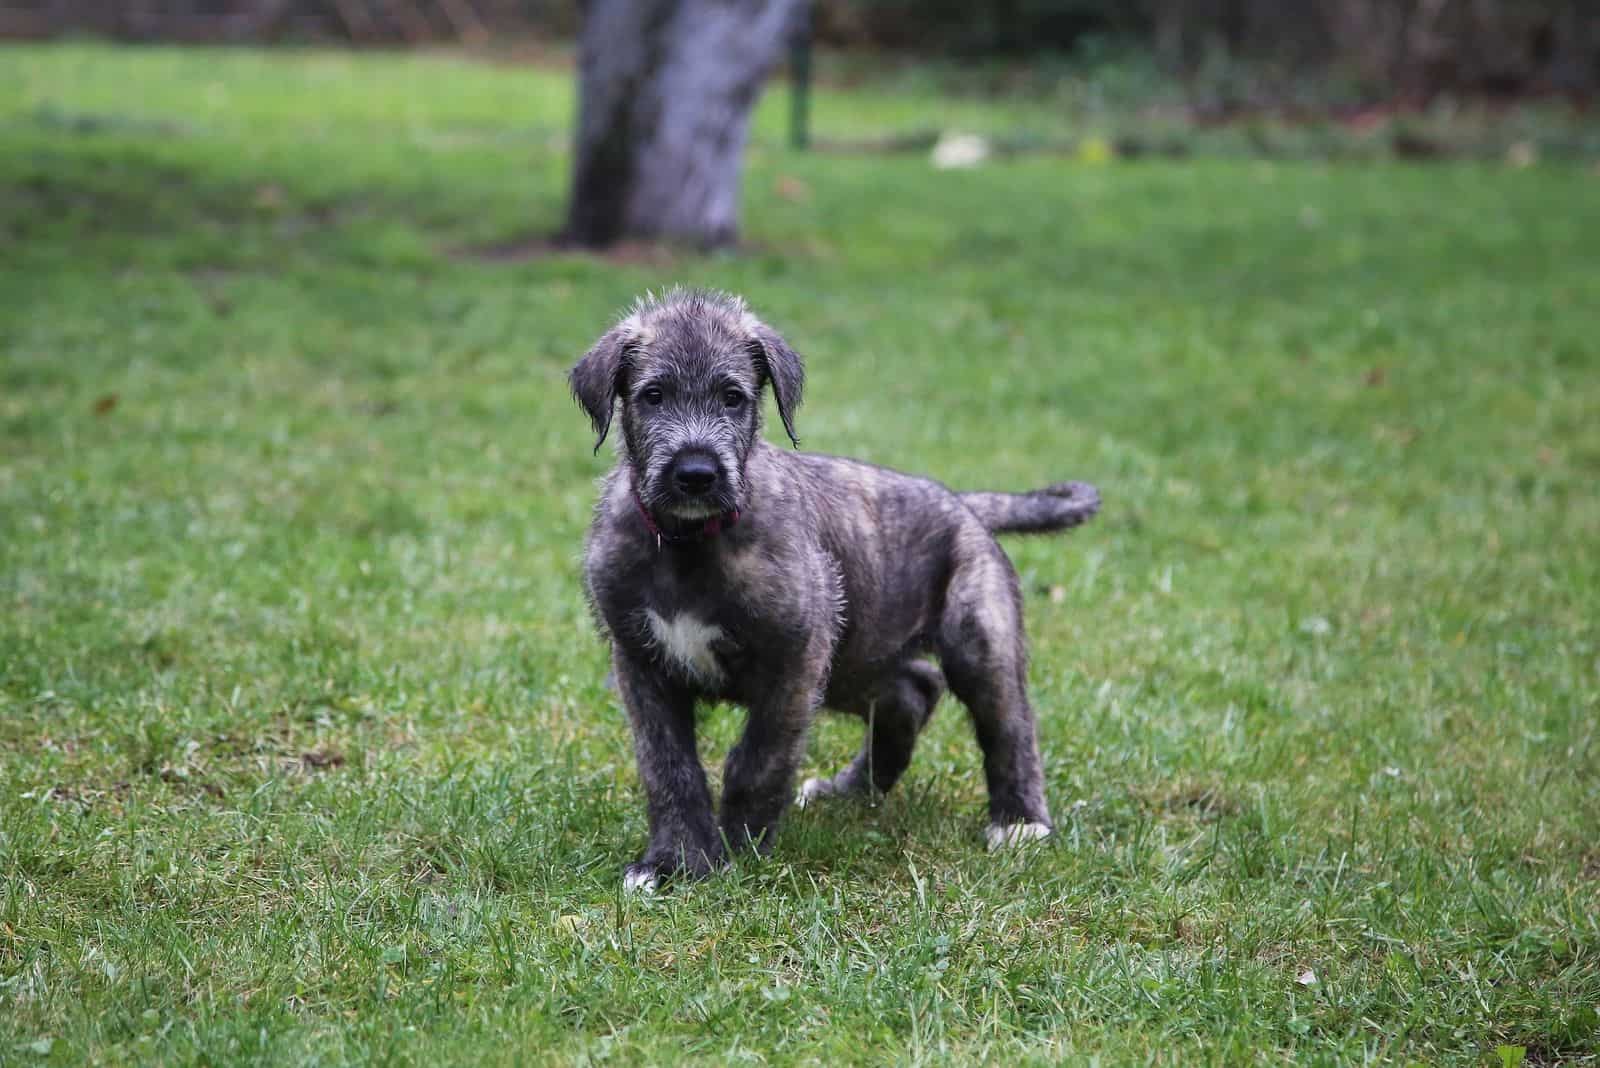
[572, 289, 1099, 891]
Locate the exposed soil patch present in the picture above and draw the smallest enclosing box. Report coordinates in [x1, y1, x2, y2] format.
[295, 747, 347, 772]
[456, 230, 780, 265]
[457, 232, 689, 266]
[156, 767, 226, 800]
[43, 782, 131, 810]
[1139, 779, 1242, 820]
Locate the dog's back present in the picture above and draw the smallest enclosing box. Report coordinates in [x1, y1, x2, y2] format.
[739, 444, 1098, 711]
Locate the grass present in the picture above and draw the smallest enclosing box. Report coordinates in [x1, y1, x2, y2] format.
[2, 42, 1598, 1066]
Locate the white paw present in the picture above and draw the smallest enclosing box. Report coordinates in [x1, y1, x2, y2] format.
[623, 867, 660, 895]
[795, 776, 831, 808]
[985, 821, 1052, 851]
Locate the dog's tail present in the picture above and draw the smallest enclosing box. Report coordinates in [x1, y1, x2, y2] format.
[960, 481, 1101, 535]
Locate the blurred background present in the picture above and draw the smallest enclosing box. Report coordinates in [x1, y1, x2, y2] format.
[3, 1, 1597, 253]
[6, 0, 1598, 100]
[5, 2, 1599, 177]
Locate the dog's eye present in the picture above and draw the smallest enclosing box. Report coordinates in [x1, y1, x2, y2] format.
[722, 389, 745, 410]
[641, 387, 663, 407]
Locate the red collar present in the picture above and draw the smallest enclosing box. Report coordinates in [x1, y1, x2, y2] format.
[633, 487, 739, 547]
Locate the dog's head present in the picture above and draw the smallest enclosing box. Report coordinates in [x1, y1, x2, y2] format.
[570, 289, 803, 519]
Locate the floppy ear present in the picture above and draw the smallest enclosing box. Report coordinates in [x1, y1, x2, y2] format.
[569, 325, 634, 452]
[747, 321, 804, 446]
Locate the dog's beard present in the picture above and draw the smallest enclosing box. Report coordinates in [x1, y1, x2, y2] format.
[663, 499, 728, 520]
[652, 481, 741, 519]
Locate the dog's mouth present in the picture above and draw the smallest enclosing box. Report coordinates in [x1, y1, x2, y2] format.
[641, 480, 742, 524]
[654, 489, 740, 520]
[662, 499, 729, 519]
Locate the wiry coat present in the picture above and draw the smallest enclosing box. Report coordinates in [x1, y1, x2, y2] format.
[571, 290, 1099, 890]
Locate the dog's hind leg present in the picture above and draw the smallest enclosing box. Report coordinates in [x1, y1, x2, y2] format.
[798, 660, 944, 806]
[936, 537, 1053, 848]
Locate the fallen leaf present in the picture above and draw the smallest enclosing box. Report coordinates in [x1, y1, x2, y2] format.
[253, 183, 286, 210]
[93, 393, 118, 415]
[774, 175, 811, 202]
[1363, 366, 1386, 387]
[1076, 134, 1115, 165]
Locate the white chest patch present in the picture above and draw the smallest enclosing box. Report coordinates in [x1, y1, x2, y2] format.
[644, 610, 726, 686]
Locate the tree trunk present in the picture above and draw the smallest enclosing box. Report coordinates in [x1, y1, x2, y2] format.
[565, 0, 804, 249]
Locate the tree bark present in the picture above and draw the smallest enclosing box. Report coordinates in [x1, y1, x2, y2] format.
[565, 0, 804, 249]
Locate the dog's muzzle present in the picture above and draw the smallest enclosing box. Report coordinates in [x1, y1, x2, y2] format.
[669, 450, 722, 498]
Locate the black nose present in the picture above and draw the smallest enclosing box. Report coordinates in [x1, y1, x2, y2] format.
[672, 453, 719, 495]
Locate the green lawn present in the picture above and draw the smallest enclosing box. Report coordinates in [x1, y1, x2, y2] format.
[2, 43, 1598, 1066]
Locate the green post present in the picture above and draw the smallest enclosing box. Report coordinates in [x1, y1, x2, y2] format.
[788, 6, 811, 151]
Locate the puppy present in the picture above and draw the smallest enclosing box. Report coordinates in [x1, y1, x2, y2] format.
[572, 290, 1099, 891]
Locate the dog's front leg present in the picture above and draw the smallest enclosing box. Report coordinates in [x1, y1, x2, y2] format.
[613, 650, 722, 890]
[720, 668, 826, 856]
